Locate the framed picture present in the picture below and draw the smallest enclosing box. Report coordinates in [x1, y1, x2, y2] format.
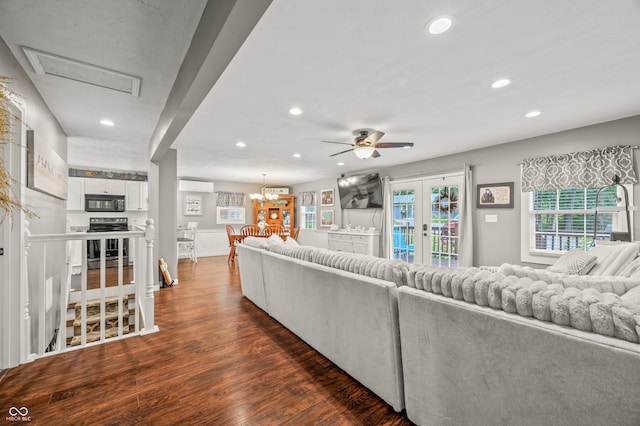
[320, 209, 334, 227]
[321, 188, 334, 206]
[184, 194, 203, 216]
[477, 182, 514, 208]
[217, 206, 245, 224]
[26, 130, 68, 200]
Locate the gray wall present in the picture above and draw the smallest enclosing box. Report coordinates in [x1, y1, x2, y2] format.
[0, 35, 68, 354]
[176, 179, 260, 230]
[291, 115, 640, 267]
[159, 150, 178, 279]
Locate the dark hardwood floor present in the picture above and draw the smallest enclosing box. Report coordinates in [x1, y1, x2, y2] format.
[1, 256, 412, 425]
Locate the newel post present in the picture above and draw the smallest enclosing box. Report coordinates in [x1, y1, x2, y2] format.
[141, 218, 158, 334]
[20, 220, 33, 363]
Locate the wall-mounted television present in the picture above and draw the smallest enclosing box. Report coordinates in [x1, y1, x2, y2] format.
[337, 172, 383, 209]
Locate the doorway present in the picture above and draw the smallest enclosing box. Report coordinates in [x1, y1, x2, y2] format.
[391, 175, 461, 266]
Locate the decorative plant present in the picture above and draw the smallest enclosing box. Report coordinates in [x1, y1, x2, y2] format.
[0, 76, 36, 223]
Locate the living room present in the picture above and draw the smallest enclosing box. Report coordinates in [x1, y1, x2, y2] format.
[2, 1, 640, 424]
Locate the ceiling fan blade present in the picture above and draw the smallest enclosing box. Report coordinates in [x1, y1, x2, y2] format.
[329, 148, 355, 157]
[364, 131, 385, 144]
[374, 142, 414, 148]
[321, 140, 354, 146]
[372, 150, 381, 158]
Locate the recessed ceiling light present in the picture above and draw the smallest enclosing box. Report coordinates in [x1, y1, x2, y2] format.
[525, 110, 542, 118]
[293, 153, 301, 158]
[425, 15, 454, 35]
[491, 78, 511, 89]
[100, 119, 114, 126]
[337, 162, 344, 166]
[236, 141, 246, 147]
[289, 107, 303, 116]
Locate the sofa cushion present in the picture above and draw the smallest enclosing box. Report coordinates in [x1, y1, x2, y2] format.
[620, 285, 640, 307]
[547, 249, 597, 275]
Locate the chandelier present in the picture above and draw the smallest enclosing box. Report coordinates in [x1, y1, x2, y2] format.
[250, 174, 279, 201]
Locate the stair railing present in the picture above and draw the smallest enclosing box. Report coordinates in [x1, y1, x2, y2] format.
[20, 219, 157, 362]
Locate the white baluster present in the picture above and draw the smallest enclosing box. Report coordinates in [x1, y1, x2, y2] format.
[21, 220, 34, 363]
[141, 219, 158, 334]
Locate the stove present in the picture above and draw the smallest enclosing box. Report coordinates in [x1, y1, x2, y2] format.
[87, 217, 129, 270]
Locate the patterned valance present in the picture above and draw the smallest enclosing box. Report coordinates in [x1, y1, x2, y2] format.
[521, 145, 637, 192]
[299, 191, 316, 206]
[216, 191, 245, 207]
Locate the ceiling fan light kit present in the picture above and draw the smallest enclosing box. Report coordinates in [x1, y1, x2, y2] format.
[354, 146, 375, 159]
[322, 129, 414, 159]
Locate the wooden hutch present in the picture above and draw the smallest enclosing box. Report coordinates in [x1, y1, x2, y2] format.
[253, 195, 295, 235]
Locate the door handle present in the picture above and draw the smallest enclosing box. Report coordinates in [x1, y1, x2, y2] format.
[423, 223, 429, 236]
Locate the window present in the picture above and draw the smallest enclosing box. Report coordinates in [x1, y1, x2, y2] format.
[392, 189, 415, 263]
[522, 185, 632, 263]
[217, 206, 245, 224]
[300, 205, 317, 229]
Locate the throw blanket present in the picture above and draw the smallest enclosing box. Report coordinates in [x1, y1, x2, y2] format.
[408, 265, 640, 343]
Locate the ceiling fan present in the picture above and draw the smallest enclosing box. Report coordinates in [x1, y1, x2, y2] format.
[322, 130, 414, 159]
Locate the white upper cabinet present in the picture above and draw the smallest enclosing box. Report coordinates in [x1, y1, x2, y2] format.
[67, 177, 85, 210]
[85, 178, 126, 195]
[126, 181, 148, 211]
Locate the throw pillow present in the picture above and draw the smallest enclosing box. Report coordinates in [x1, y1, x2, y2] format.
[619, 255, 640, 278]
[547, 249, 597, 275]
[587, 241, 640, 276]
[284, 237, 300, 246]
[267, 234, 284, 244]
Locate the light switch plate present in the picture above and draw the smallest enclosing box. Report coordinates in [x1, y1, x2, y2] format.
[485, 214, 498, 223]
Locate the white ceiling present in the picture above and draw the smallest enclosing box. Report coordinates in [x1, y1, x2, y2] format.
[2, 0, 640, 186]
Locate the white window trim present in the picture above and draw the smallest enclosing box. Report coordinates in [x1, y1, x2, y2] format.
[520, 185, 634, 265]
[300, 205, 317, 230]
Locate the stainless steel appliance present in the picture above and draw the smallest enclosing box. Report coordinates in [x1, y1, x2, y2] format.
[87, 217, 129, 270]
[85, 194, 125, 212]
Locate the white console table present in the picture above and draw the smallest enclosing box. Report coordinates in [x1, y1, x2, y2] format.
[328, 231, 380, 257]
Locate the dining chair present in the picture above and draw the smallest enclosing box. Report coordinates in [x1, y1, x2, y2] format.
[177, 221, 198, 263]
[291, 226, 301, 240]
[240, 224, 261, 236]
[264, 224, 286, 237]
[226, 225, 238, 263]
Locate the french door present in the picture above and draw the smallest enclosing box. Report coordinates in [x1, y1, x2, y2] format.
[391, 175, 461, 266]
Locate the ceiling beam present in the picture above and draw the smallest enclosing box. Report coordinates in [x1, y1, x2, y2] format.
[148, 0, 272, 162]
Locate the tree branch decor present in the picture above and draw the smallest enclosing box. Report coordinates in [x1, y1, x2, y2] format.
[1, 76, 36, 223]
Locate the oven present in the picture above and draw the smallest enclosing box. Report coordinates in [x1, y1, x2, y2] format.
[87, 217, 129, 270]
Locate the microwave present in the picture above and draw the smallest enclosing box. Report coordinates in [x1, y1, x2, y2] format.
[85, 194, 126, 212]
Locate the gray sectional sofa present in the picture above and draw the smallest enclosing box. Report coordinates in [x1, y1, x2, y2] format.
[236, 239, 407, 412]
[236, 236, 640, 425]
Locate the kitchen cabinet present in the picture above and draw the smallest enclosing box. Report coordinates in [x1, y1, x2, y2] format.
[126, 181, 148, 211]
[328, 231, 380, 257]
[253, 195, 295, 235]
[67, 177, 85, 210]
[84, 178, 126, 195]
